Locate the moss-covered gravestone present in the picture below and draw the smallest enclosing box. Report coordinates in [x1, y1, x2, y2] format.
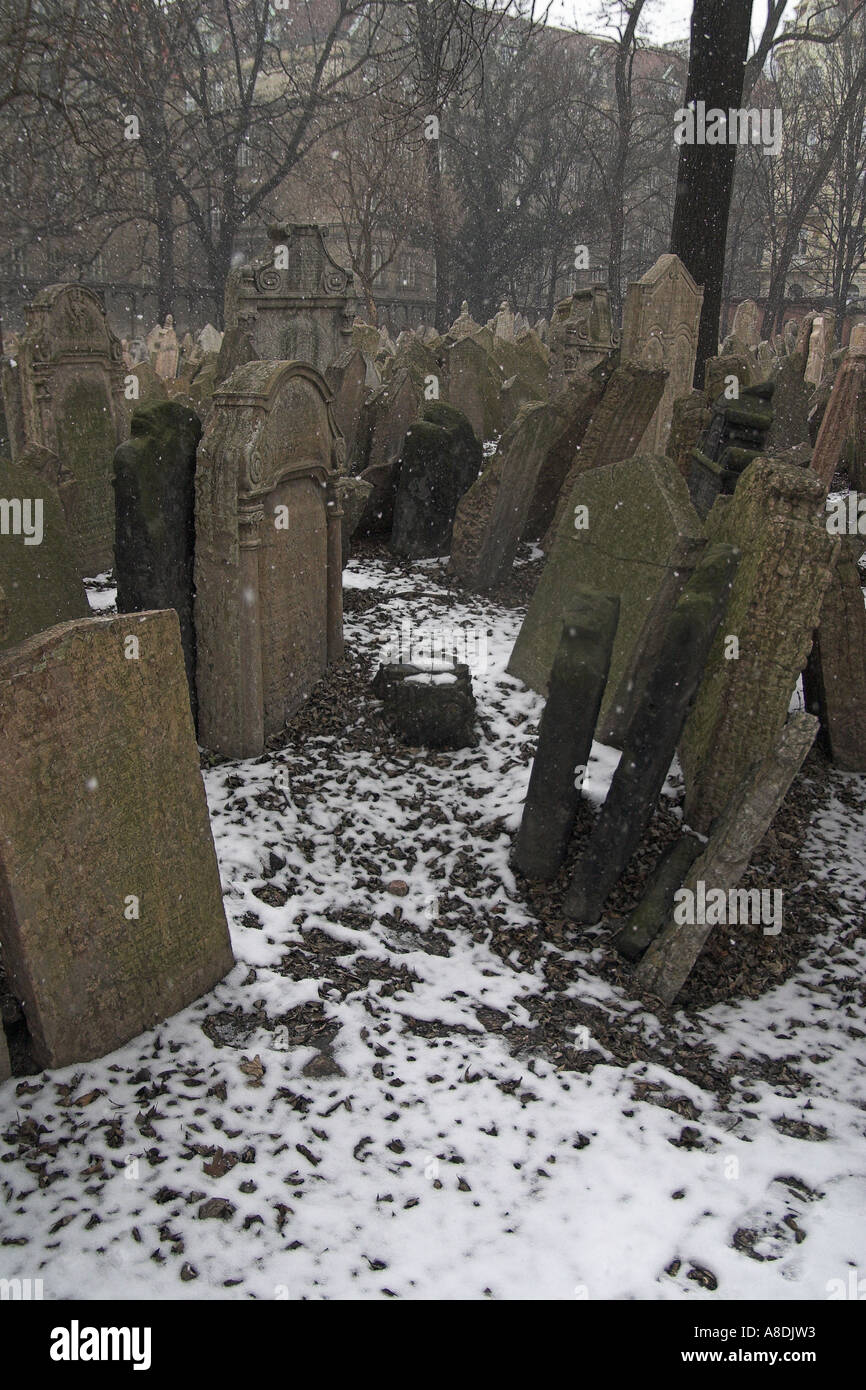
[0, 456, 89, 652]
[389, 402, 481, 559]
[114, 402, 202, 722]
[4, 285, 126, 576]
[0, 610, 234, 1069]
[508, 454, 706, 747]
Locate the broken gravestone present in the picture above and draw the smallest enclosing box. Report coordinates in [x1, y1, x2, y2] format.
[372, 660, 476, 749]
[513, 591, 620, 882]
[0, 610, 234, 1069]
[688, 381, 775, 519]
[389, 402, 480, 559]
[548, 286, 619, 391]
[509, 454, 706, 747]
[113, 402, 202, 722]
[679, 457, 838, 833]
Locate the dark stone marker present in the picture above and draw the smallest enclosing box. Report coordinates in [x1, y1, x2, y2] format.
[389, 402, 481, 559]
[113, 402, 202, 722]
[612, 833, 703, 960]
[372, 660, 476, 749]
[688, 381, 775, 519]
[563, 542, 740, 925]
[513, 591, 620, 881]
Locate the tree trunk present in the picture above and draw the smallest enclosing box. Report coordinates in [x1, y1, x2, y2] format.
[670, 0, 754, 385]
[155, 176, 175, 321]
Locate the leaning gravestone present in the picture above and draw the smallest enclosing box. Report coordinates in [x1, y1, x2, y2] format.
[638, 711, 818, 1003]
[0, 455, 89, 652]
[0, 610, 234, 1069]
[389, 402, 480, 559]
[509, 454, 706, 747]
[513, 591, 620, 882]
[679, 457, 838, 833]
[336, 476, 373, 567]
[802, 548, 866, 771]
[326, 347, 367, 466]
[355, 367, 422, 536]
[621, 253, 704, 455]
[195, 361, 345, 758]
[3, 284, 126, 575]
[564, 543, 739, 925]
[113, 402, 202, 721]
[450, 372, 607, 590]
[444, 335, 501, 444]
[224, 223, 353, 373]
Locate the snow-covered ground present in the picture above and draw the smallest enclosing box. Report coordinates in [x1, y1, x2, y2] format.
[1, 555, 864, 1300]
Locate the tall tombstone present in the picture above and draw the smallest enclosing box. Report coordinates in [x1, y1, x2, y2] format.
[224, 223, 353, 374]
[195, 361, 345, 759]
[679, 457, 838, 833]
[0, 455, 89, 652]
[113, 402, 202, 722]
[444, 335, 502, 444]
[804, 315, 826, 387]
[389, 402, 481, 560]
[3, 284, 126, 575]
[731, 298, 760, 348]
[0, 610, 234, 1069]
[548, 287, 619, 391]
[621, 254, 704, 455]
[810, 324, 866, 492]
[508, 454, 706, 747]
[326, 346, 367, 466]
[801, 548, 866, 771]
[355, 367, 423, 537]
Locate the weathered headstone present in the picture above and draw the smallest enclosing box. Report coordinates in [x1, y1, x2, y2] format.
[636, 712, 818, 1003]
[355, 368, 422, 536]
[810, 325, 866, 491]
[373, 660, 476, 749]
[450, 371, 607, 589]
[513, 592, 620, 881]
[491, 300, 515, 342]
[804, 315, 826, 387]
[666, 391, 712, 479]
[447, 302, 480, 341]
[390, 402, 481, 559]
[679, 458, 838, 833]
[129, 360, 169, 409]
[802, 549, 866, 771]
[215, 326, 258, 386]
[564, 544, 739, 924]
[224, 223, 353, 373]
[548, 287, 618, 390]
[113, 402, 202, 721]
[509, 454, 706, 746]
[731, 298, 760, 348]
[545, 364, 668, 543]
[195, 361, 344, 758]
[198, 323, 223, 355]
[151, 315, 179, 380]
[621, 254, 704, 454]
[0, 610, 234, 1068]
[336, 476, 373, 567]
[765, 344, 810, 452]
[444, 335, 501, 444]
[0, 456, 89, 651]
[4, 284, 126, 575]
[613, 833, 704, 961]
[688, 381, 775, 519]
[326, 347, 367, 466]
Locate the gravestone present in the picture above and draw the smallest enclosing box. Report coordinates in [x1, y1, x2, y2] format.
[151, 315, 179, 380]
[0, 610, 234, 1068]
[198, 323, 223, 355]
[765, 344, 810, 452]
[215, 326, 258, 386]
[224, 223, 353, 373]
[326, 346, 367, 466]
[513, 592, 620, 882]
[355, 368, 422, 536]
[638, 712, 818, 1003]
[666, 391, 712, 479]
[5, 284, 126, 575]
[621, 254, 704, 454]
[679, 458, 838, 833]
[564, 544, 739, 925]
[336, 476, 373, 567]
[113, 402, 202, 721]
[450, 371, 607, 590]
[802, 549, 866, 771]
[509, 454, 706, 746]
[688, 381, 775, 519]
[810, 324, 866, 491]
[545, 364, 668, 543]
[782, 319, 799, 355]
[548, 287, 619, 390]
[804, 315, 826, 386]
[389, 402, 481, 559]
[130, 360, 168, 408]
[0, 455, 89, 652]
[447, 302, 480, 341]
[491, 300, 515, 342]
[444, 335, 501, 443]
[731, 298, 760, 347]
[195, 361, 344, 758]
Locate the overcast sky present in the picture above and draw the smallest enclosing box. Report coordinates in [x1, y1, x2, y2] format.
[546, 0, 788, 48]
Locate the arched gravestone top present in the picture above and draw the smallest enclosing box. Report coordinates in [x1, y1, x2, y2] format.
[21, 283, 122, 365]
[195, 360, 345, 758]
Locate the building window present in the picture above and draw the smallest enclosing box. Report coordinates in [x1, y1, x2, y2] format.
[237, 138, 252, 169]
[399, 255, 416, 289]
[210, 204, 221, 235]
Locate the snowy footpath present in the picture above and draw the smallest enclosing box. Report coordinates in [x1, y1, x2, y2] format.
[1, 555, 865, 1300]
